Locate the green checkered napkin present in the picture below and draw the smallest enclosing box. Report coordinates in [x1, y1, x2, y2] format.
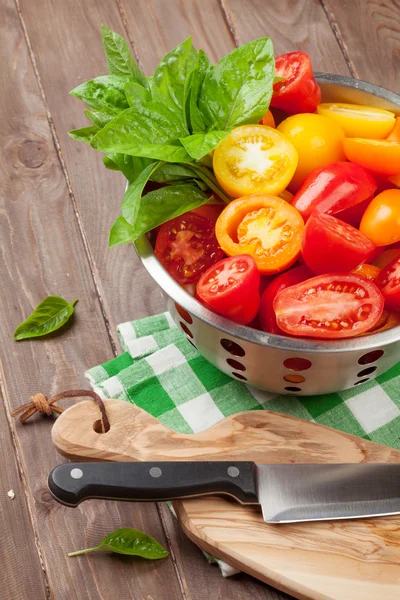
[85, 311, 400, 575]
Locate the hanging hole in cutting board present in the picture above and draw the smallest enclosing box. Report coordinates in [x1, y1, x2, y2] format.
[93, 419, 105, 434]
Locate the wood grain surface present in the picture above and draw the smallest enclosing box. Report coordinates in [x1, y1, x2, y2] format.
[52, 401, 400, 600]
[2, 0, 400, 598]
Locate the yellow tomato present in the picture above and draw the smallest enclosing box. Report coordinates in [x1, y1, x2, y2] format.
[277, 114, 345, 192]
[279, 189, 293, 202]
[360, 189, 400, 246]
[343, 138, 400, 176]
[317, 103, 396, 139]
[387, 117, 400, 142]
[213, 125, 298, 198]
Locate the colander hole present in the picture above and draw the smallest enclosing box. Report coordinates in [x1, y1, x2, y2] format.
[187, 339, 198, 350]
[180, 322, 193, 338]
[358, 350, 384, 365]
[354, 378, 370, 386]
[283, 374, 305, 384]
[357, 366, 377, 377]
[232, 372, 247, 381]
[284, 386, 302, 392]
[175, 303, 193, 324]
[226, 359, 246, 371]
[283, 357, 312, 371]
[220, 339, 246, 357]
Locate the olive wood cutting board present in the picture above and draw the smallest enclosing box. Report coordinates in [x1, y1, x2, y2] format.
[52, 399, 400, 600]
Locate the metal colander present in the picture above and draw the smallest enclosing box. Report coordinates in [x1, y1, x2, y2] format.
[135, 74, 400, 396]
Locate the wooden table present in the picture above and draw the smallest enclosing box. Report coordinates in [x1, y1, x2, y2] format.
[1, 1, 398, 598]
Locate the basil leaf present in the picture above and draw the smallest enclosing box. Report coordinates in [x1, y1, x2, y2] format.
[198, 38, 275, 130]
[125, 81, 151, 105]
[84, 109, 115, 129]
[14, 296, 78, 341]
[68, 527, 168, 560]
[189, 50, 212, 133]
[151, 38, 197, 131]
[69, 125, 99, 143]
[151, 163, 197, 183]
[122, 161, 161, 225]
[104, 153, 152, 182]
[109, 184, 209, 246]
[101, 26, 147, 87]
[103, 156, 120, 171]
[180, 131, 228, 160]
[70, 75, 132, 114]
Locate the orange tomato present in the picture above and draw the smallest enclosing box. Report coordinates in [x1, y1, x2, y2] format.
[360, 189, 400, 246]
[215, 194, 304, 274]
[343, 138, 400, 176]
[277, 114, 345, 192]
[262, 110, 276, 128]
[352, 263, 381, 281]
[213, 125, 298, 198]
[317, 103, 395, 139]
[389, 172, 400, 187]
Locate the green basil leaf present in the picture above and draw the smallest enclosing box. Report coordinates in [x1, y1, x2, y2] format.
[84, 109, 115, 129]
[125, 81, 151, 105]
[68, 125, 99, 143]
[180, 130, 228, 160]
[151, 38, 197, 131]
[70, 75, 132, 114]
[151, 163, 197, 183]
[101, 26, 147, 86]
[68, 527, 168, 560]
[189, 50, 212, 133]
[14, 296, 78, 341]
[198, 38, 275, 130]
[103, 156, 120, 171]
[122, 161, 161, 225]
[109, 184, 209, 246]
[104, 153, 153, 182]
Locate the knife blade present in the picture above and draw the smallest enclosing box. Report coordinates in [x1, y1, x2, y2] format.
[48, 461, 400, 523]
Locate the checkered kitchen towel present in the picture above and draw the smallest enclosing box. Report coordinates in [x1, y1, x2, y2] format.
[86, 311, 400, 574]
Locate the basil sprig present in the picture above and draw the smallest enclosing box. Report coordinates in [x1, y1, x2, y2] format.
[68, 527, 168, 560]
[69, 26, 275, 246]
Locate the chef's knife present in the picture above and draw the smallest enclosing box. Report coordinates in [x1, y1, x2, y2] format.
[48, 461, 400, 523]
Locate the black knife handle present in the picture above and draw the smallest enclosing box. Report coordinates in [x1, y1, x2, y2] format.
[48, 462, 258, 507]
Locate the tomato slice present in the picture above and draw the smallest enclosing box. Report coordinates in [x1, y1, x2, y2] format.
[301, 212, 376, 275]
[271, 52, 321, 114]
[213, 124, 298, 198]
[259, 266, 312, 334]
[155, 213, 223, 285]
[359, 189, 400, 246]
[317, 103, 395, 139]
[291, 161, 377, 222]
[216, 195, 304, 274]
[376, 256, 400, 310]
[196, 255, 260, 325]
[274, 273, 384, 339]
[343, 138, 400, 176]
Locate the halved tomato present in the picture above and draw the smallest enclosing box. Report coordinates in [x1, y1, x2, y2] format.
[376, 256, 400, 310]
[274, 273, 384, 338]
[259, 266, 311, 334]
[155, 212, 223, 285]
[317, 103, 396, 139]
[271, 52, 321, 114]
[343, 138, 400, 176]
[301, 212, 375, 275]
[196, 255, 260, 325]
[216, 195, 304, 274]
[213, 124, 298, 198]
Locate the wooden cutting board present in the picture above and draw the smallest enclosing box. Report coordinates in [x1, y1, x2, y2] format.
[52, 399, 400, 600]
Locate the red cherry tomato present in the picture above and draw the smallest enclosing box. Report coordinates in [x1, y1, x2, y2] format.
[196, 255, 260, 325]
[291, 162, 377, 222]
[274, 273, 384, 339]
[271, 52, 321, 115]
[191, 203, 224, 223]
[301, 212, 376, 275]
[155, 213, 223, 285]
[335, 195, 373, 228]
[376, 256, 400, 310]
[259, 266, 312, 334]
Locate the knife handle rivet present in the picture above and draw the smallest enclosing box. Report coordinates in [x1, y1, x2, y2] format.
[149, 467, 162, 478]
[70, 468, 83, 480]
[227, 466, 240, 478]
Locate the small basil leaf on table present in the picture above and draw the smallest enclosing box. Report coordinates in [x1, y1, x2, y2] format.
[121, 161, 161, 225]
[109, 184, 209, 247]
[84, 109, 115, 129]
[68, 527, 168, 559]
[189, 49, 213, 133]
[198, 37, 275, 130]
[101, 25, 147, 87]
[70, 75, 132, 114]
[68, 125, 99, 143]
[180, 131, 229, 160]
[14, 297, 78, 341]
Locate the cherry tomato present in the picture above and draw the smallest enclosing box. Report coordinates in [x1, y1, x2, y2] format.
[271, 52, 321, 114]
[291, 161, 376, 222]
[196, 255, 260, 325]
[386, 117, 400, 142]
[213, 125, 298, 198]
[279, 189, 293, 202]
[216, 195, 304, 274]
[191, 203, 224, 223]
[389, 172, 400, 187]
[376, 256, 400, 310]
[301, 212, 376, 274]
[277, 114, 345, 192]
[259, 266, 311, 334]
[343, 138, 400, 176]
[336, 195, 373, 228]
[373, 249, 400, 269]
[274, 273, 384, 339]
[155, 213, 223, 285]
[262, 110, 276, 128]
[360, 189, 400, 246]
[317, 103, 395, 139]
[352, 263, 381, 281]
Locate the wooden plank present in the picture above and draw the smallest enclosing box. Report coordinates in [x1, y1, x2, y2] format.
[224, 0, 349, 73]
[321, 0, 400, 87]
[1, 0, 184, 598]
